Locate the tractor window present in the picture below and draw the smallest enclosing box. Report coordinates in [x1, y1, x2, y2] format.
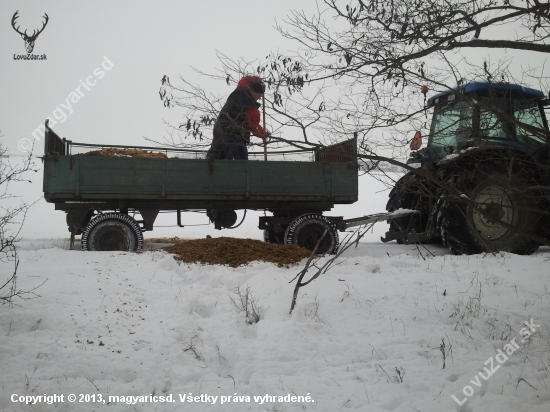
[429, 101, 473, 159]
[478, 97, 511, 140]
[478, 96, 548, 145]
[514, 99, 547, 144]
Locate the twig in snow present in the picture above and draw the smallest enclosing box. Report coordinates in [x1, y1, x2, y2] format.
[229, 285, 263, 324]
[86, 376, 100, 391]
[225, 375, 236, 391]
[290, 224, 376, 314]
[393, 366, 405, 383]
[434, 382, 445, 400]
[516, 378, 537, 390]
[375, 364, 393, 382]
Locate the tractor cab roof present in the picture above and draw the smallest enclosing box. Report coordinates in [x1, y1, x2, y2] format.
[427, 82, 545, 107]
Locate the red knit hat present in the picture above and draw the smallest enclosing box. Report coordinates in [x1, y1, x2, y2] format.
[237, 76, 264, 94]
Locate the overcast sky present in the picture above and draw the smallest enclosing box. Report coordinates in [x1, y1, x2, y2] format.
[1, 0, 315, 155]
[2, 1, 549, 156]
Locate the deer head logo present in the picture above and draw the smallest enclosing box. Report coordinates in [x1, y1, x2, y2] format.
[11, 11, 49, 54]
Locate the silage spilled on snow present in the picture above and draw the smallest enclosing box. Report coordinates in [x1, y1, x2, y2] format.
[163, 237, 312, 267]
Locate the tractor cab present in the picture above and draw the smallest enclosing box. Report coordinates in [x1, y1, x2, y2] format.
[389, 83, 550, 254]
[409, 82, 550, 164]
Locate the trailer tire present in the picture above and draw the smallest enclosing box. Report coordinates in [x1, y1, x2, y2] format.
[82, 213, 143, 252]
[437, 169, 539, 255]
[284, 214, 339, 255]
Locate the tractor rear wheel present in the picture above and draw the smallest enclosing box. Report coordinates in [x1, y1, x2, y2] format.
[284, 214, 339, 255]
[82, 213, 143, 252]
[437, 170, 540, 255]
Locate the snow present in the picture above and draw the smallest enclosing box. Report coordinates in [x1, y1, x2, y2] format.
[388, 208, 417, 217]
[1, 170, 550, 411]
[437, 153, 461, 164]
[1, 243, 549, 411]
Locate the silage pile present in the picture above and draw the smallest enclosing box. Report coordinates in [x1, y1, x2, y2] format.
[163, 237, 311, 268]
[145, 236, 185, 243]
[79, 148, 168, 158]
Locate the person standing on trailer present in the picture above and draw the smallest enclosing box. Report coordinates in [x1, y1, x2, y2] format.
[207, 76, 269, 160]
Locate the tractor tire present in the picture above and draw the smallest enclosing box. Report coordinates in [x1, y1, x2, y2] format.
[437, 169, 540, 255]
[82, 213, 143, 252]
[386, 172, 431, 244]
[284, 213, 339, 255]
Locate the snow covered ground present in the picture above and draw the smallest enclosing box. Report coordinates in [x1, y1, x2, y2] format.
[1, 238, 549, 412]
[1, 169, 550, 411]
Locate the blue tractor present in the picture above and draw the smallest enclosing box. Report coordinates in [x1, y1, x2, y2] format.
[383, 82, 550, 254]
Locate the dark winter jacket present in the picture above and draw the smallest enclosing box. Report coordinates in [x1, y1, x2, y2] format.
[217, 87, 261, 143]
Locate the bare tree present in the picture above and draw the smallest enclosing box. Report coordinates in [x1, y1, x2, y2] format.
[157, 1, 550, 159]
[156, 0, 550, 255]
[0, 141, 38, 305]
[155, 55, 332, 153]
[273, 0, 550, 143]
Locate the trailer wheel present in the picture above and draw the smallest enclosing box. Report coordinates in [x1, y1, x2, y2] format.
[82, 213, 143, 252]
[437, 170, 540, 255]
[284, 214, 339, 254]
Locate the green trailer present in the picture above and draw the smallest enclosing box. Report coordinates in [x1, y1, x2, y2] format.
[43, 121, 401, 253]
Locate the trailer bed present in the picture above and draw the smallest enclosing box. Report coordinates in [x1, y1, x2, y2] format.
[43, 156, 358, 204]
